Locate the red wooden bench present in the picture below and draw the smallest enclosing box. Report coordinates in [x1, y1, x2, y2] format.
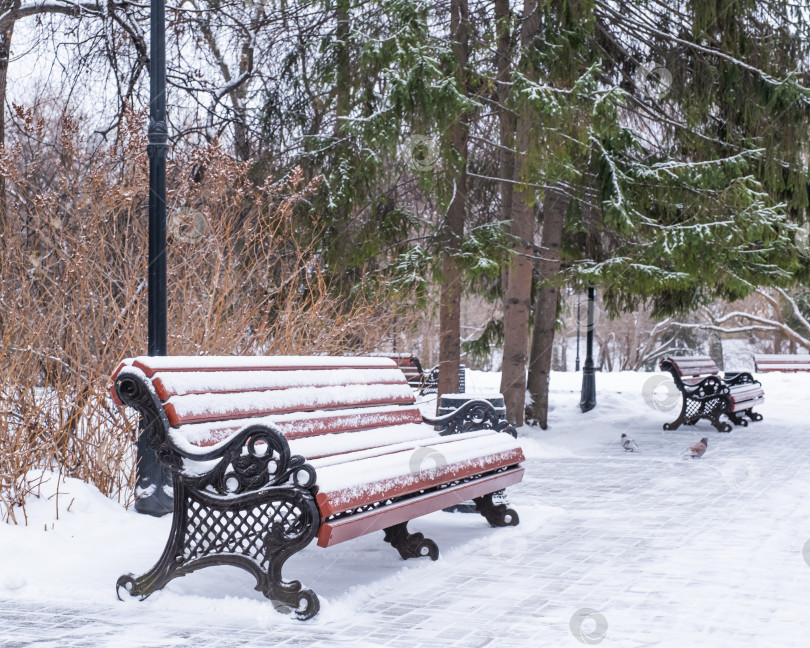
[659, 355, 764, 433]
[111, 356, 523, 619]
[372, 352, 425, 388]
[373, 353, 466, 395]
[753, 354, 810, 372]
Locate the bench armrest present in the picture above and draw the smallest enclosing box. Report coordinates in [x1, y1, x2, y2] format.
[422, 398, 517, 437]
[114, 368, 317, 496]
[723, 371, 759, 387]
[679, 374, 728, 400]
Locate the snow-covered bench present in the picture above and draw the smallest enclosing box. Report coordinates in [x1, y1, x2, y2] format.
[373, 352, 466, 395]
[659, 356, 764, 433]
[371, 352, 425, 388]
[110, 356, 524, 619]
[753, 354, 810, 372]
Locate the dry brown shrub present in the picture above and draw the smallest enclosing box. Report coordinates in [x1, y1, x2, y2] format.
[0, 106, 402, 523]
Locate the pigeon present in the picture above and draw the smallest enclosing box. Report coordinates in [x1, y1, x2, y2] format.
[683, 437, 709, 459]
[621, 433, 639, 452]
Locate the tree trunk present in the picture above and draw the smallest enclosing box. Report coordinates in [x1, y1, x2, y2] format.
[499, 0, 539, 426]
[0, 24, 14, 228]
[334, 0, 351, 138]
[495, 0, 515, 269]
[437, 0, 469, 403]
[499, 156, 533, 425]
[526, 185, 569, 428]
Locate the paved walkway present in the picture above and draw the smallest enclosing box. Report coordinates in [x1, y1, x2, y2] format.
[3, 383, 809, 647]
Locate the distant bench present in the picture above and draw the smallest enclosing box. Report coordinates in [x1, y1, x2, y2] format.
[754, 354, 810, 372]
[659, 355, 764, 433]
[111, 356, 523, 619]
[373, 353, 466, 395]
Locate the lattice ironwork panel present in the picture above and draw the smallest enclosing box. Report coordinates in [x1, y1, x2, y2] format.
[183, 497, 305, 570]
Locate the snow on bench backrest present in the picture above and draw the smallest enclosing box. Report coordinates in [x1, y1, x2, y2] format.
[111, 355, 422, 449]
[753, 354, 810, 372]
[661, 355, 720, 377]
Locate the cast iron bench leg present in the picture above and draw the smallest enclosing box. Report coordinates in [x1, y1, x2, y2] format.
[728, 411, 748, 427]
[383, 522, 439, 560]
[745, 409, 763, 422]
[663, 400, 688, 431]
[117, 476, 321, 619]
[474, 492, 519, 527]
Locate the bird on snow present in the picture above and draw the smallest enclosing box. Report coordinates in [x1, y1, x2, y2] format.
[683, 437, 709, 459]
[621, 433, 639, 452]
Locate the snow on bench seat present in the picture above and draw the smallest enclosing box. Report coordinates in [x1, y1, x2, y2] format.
[728, 384, 765, 410]
[315, 432, 524, 517]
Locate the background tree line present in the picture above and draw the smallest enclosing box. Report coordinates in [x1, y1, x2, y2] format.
[2, 0, 810, 434]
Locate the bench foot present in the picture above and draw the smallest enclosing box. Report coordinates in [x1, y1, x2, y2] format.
[383, 522, 439, 560]
[728, 412, 748, 427]
[474, 492, 519, 527]
[746, 409, 763, 422]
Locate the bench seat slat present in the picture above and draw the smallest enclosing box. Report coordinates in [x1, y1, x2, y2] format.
[729, 384, 764, 399]
[164, 383, 416, 426]
[151, 368, 408, 400]
[315, 435, 524, 517]
[175, 405, 424, 447]
[730, 396, 764, 411]
[317, 467, 525, 547]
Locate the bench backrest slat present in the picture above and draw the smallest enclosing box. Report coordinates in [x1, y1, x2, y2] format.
[165, 383, 415, 426]
[661, 355, 720, 377]
[152, 368, 407, 400]
[113, 356, 424, 451]
[754, 354, 810, 372]
[126, 356, 396, 378]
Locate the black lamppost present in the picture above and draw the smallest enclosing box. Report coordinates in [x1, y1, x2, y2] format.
[135, 0, 172, 516]
[580, 286, 596, 412]
[147, 0, 168, 356]
[575, 293, 581, 371]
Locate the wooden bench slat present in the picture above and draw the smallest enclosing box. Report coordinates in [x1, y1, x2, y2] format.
[669, 356, 719, 376]
[175, 405, 424, 446]
[317, 467, 525, 547]
[303, 427, 500, 465]
[754, 354, 810, 372]
[164, 383, 416, 426]
[117, 355, 398, 379]
[756, 364, 810, 372]
[754, 354, 810, 362]
[730, 396, 765, 411]
[151, 368, 407, 400]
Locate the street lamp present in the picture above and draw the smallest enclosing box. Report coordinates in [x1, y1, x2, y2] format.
[575, 292, 581, 372]
[135, 0, 172, 516]
[580, 286, 596, 412]
[147, 0, 168, 356]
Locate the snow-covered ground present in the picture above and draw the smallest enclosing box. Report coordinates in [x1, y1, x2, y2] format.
[2, 369, 809, 647]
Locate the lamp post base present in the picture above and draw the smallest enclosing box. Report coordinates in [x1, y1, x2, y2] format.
[580, 367, 596, 412]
